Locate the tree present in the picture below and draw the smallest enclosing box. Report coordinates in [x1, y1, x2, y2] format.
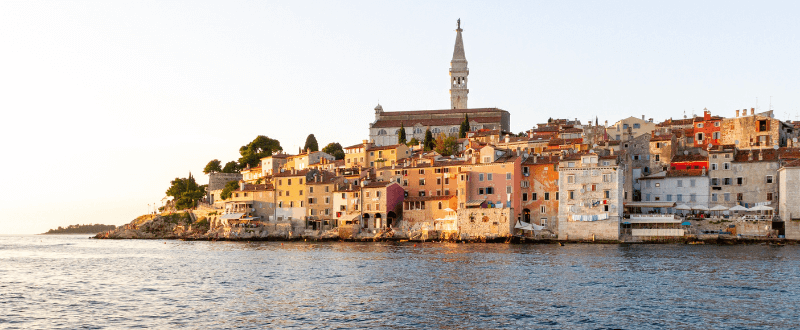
[304, 134, 319, 152]
[220, 180, 240, 200]
[239, 135, 282, 168]
[459, 114, 470, 138]
[397, 123, 407, 144]
[203, 159, 222, 174]
[434, 133, 458, 156]
[322, 142, 345, 160]
[408, 137, 419, 147]
[222, 161, 239, 173]
[165, 173, 207, 210]
[423, 128, 435, 151]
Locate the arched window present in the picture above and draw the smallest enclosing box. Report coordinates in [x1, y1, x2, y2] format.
[414, 127, 423, 134]
[438, 202, 442, 209]
[395, 129, 403, 135]
[378, 129, 387, 135]
[450, 126, 459, 133]
[432, 128, 441, 134]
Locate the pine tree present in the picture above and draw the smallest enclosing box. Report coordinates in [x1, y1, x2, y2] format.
[398, 122, 407, 144]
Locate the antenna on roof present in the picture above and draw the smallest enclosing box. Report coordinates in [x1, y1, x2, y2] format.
[770, 96, 773, 111]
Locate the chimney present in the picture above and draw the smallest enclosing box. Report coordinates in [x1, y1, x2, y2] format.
[534, 155, 538, 163]
[642, 115, 645, 120]
[528, 130, 533, 138]
[471, 156, 477, 164]
[649, 118, 654, 123]
[736, 109, 740, 117]
[505, 134, 510, 143]
[758, 152, 763, 161]
[239, 181, 244, 191]
[751, 108, 755, 116]
[748, 151, 753, 161]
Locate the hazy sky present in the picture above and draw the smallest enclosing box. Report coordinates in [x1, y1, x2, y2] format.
[2, 1, 799, 234]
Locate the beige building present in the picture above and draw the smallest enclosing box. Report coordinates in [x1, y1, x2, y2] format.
[306, 171, 342, 230]
[260, 153, 290, 176]
[609, 116, 657, 141]
[720, 109, 797, 149]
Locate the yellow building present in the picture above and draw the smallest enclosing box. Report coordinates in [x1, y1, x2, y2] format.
[274, 169, 312, 227]
[344, 140, 411, 168]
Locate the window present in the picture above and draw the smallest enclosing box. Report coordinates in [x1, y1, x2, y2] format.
[666, 194, 672, 201]
[478, 188, 484, 195]
[623, 124, 629, 129]
[569, 191, 575, 200]
[603, 174, 612, 182]
[555, 192, 559, 200]
[737, 193, 743, 201]
[645, 193, 650, 201]
[724, 193, 730, 201]
[567, 175, 575, 184]
[655, 183, 660, 187]
[487, 173, 493, 180]
[767, 192, 773, 201]
[506, 173, 512, 180]
[690, 179, 696, 187]
[309, 187, 314, 193]
[697, 123, 704, 128]
[523, 167, 529, 175]
[288, 179, 292, 185]
[677, 180, 683, 187]
[712, 193, 718, 202]
[604, 190, 610, 198]
[544, 192, 550, 201]
[366, 191, 371, 198]
[723, 163, 730, 170]
[419, 179, 426, 185]
[737, 177, 744, 185]
[486, 187, 494, 194]
[711, 178, 719, 186]
[437, 178, 441, 185]
[655, 155, 660, 162]
[568, 162, 575, 168]
[713, 132, 720, 139]
[604, 205, 609, 212]
[532, 193, 537, 201]
[724, 178, 732, 185]
[677, 194, 683, 202]
[419, 169, 425, 175]
[522, 193, 528, 201]
[633, 123, 640, 129]
[646, 181, 651, 188]
[766, 176, 774, 184]
[507, 186, 512, 194]
[479, 173, 484, 181]
[711, 163, 718, 170]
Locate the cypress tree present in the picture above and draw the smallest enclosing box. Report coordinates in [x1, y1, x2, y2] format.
[459, 114, 470, 138]
[398, 122, 407, 144]
[424, 128, 435, 151]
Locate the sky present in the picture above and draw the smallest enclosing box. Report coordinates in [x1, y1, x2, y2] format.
[1, 1, 799, 234]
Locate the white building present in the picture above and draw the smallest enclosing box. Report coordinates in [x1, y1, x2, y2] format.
[639, 169, 710, 213]
[557, 153, 624, 241]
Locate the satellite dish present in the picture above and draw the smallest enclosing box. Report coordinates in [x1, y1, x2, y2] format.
[707, 143, 713, 149]
[684, 151, 689, 155]
[593, 144, 598, 148]
[580, 189, 586, 193]
[590, 149, 595, 153]
[774, 145, 779, 150]
[735, 140, 740, 145]
[793, 138, 798, 143]
[655, 132, 660, 136]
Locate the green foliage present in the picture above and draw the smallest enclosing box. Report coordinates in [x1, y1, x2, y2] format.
[304, 134, 319, 152]
[517, 131, 527, 137]
[44, 224, 116, 234]
[423, 128, 435, 151]
[408, 137, 419, 147]
[239, 135, 283, 168]
[398, 122, 407, 144]
[255, 178, 263, 184]
[434, 133, 458, 156]
[203, 159, 222, 174]
[220, 180, 240, 200]
[222, 161, 239, 173]
[459, 114, 470, 138]
[165, 173, 206, 210]
[322, 142, 345, 160]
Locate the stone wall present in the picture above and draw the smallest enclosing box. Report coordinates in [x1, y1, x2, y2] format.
[558, 218, 619, 241]
[456, 208, 512, 239]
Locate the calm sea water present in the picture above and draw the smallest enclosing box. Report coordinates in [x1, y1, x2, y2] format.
[1, 235, 798, 329]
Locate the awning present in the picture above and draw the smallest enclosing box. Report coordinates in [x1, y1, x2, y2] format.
[465, 199, 487, 207]
[676, 204, 692, 210]
[749, 205, 773, 211]
[622, 222, 631, 225]
[681, 221, 692, 226]
[692, 205, 709, 211]
[627, 217, 682, 224]
[729, 205, 748, 211]
[220, 213, 245, 220]
[624, 201, 676, 208]
[338, 212, 360, 221]
[709, 205, 729, 211]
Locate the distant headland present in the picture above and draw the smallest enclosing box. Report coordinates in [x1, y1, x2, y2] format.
[43, 224, 117, 235]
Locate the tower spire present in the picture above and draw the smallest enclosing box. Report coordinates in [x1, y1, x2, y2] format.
[450, 18, 469, 109]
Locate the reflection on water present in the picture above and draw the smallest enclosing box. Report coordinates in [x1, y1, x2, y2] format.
[1, 235, 798, 329]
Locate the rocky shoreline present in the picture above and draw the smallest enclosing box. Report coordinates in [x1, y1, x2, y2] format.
[95, 212, 795, 245]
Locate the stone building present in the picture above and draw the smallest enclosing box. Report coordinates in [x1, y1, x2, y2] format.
[368, 20, 510, 146]
[720, 109, 797, 149]
[333, 184, 361, 226]
[779, 159, 800, 222]
[401, 195, 458, 231]
[639, 169, 709, 212]
[557, 153, 624, 241]
[207, 172, 243, 204]
[649, 133, 677, 173]
[260, 153, 289, 176]
[520, 155, 560, 233]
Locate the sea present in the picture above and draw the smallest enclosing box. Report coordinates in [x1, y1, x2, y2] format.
[1, 235, 798, 329]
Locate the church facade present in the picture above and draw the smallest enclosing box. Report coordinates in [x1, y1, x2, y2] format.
[369, 20, 511, 147]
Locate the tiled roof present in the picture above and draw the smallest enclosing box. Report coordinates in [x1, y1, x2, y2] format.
[367, 144, 403, 151]
[273, 169, 312, 178]
[671, 154, 708, 163]
[379, 107, 507, 117]
[665, 169, 706, 177]
[371, 115, 503, 129]
[240, 183, 274, 191]
[362, 181, 394, 188]
[404, 195, 455, 202]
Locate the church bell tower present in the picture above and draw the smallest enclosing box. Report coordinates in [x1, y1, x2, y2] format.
[449, 18, 469, 109]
